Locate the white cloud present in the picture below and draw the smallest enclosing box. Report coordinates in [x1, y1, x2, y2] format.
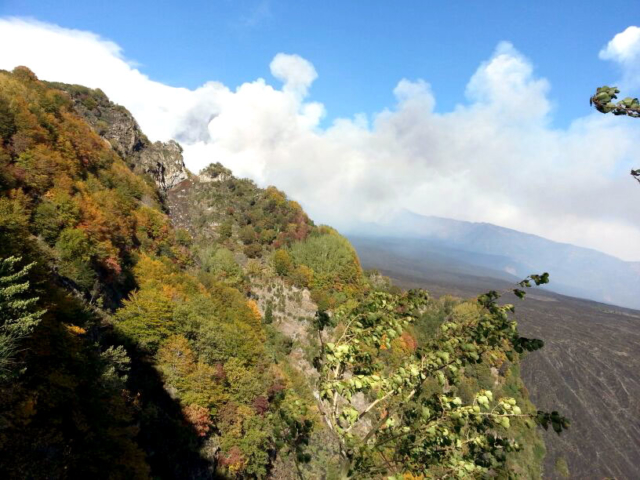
[599, 25, 640, 89]
[1, 18, 639, 260]
[270, 53, 318, 98]
[465, 42, 551, 122]
[599, 26, 640, 63]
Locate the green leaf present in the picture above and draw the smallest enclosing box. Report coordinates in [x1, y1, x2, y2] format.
[513, 288, 526, 299]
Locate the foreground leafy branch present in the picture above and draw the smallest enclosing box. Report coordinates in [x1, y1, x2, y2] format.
[314, 274, 568, 477]
[590, 86, 640, 184]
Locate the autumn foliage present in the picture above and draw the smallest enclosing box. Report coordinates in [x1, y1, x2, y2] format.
[0, 67, 557, 479]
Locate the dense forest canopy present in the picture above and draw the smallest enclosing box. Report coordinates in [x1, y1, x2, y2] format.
[0, 67, 566, 479]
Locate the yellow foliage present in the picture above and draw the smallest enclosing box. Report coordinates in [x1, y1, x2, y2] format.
[247, 300, 262, 324]
[133, 254, 173, 286]
[402, 473, 425, 480]
[452, 301, 482, 324]
[133, 254, 202, 299]
[157, 335, 196, 379]
[66, 325, 86, 335]
[265, 186, 286, 205]
[245, 259, 263, 277]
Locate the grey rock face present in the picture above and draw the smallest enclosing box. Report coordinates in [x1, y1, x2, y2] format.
[90, 105, 142, 161]
[139, 140, 188, 191]
[49, 82, 188, 194]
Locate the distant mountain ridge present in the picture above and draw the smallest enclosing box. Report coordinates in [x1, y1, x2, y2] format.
[347, 210, 640, 309]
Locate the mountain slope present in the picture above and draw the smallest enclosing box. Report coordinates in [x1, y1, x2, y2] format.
[0, 66, 181, 478]
[0, 67, 364, 478]
[348, 210, 640, 309]
[0, 67, 550, 478]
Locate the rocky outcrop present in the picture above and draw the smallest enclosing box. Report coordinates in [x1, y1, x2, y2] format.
[139, 140, 188, 192]
[48, 82, 188, 194]
[199, 163, 232, 183]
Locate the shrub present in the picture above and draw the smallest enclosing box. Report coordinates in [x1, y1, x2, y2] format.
[273, 249, 293, 276]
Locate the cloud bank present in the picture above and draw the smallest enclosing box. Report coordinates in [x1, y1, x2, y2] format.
[600, 25, 640, 89]
[1, 18, 639, 260]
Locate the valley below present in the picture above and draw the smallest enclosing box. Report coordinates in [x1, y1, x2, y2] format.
[351, 236, 640, 479]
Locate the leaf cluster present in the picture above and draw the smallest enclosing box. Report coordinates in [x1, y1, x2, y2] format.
[590, 86, 640, 116]
[314, 274, 568, 477]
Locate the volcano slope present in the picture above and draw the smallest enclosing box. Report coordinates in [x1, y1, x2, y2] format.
[351, 236, 640, 479]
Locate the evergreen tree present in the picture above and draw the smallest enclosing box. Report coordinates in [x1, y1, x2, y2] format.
[264, 301, 274, 324]
[0, 256, 44, 380]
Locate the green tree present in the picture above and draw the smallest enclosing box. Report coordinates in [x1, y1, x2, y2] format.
[590, 86, 640, 183]
[0, 256, 44, 380]
[289, 231, 361, 286]
[313, 275, 567, 477]
[114, 287, 175, 352]
[273, 249, 293, 276]
[200, 247, 243, 286]
[55, 227, 96, 290]
[239, 225, 256, 244]
[264, 301, 274, 324]
[218, 219, 233, 240]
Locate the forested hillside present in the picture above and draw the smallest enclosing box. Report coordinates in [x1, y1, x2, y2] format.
[0, 67, 562, 478]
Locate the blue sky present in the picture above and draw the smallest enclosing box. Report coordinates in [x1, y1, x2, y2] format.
[0, 3, 639, 260]
[1, 0, 638, 127]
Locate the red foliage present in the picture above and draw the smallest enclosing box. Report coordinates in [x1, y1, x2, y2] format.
[103, 256, 122, 276]
[213, 363, 226, 381]
[220, 446, 245, 471]
[182, 404, 212, 437]
[399, 332, 418, 352]
[267, 379, 286, 398]
[217, 402, 239, 429]
[252, 396, 269, 415]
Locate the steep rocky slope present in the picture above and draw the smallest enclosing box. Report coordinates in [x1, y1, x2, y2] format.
[47, 81, 189, 193]
[1, 67, 346, 478]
